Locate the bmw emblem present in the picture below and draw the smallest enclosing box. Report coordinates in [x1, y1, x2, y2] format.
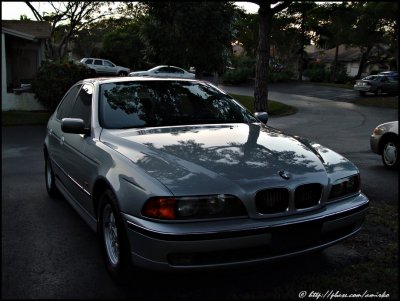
[278, 170, 291, 180]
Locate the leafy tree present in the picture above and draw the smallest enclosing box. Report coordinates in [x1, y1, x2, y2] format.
[309, 2, 357, 81]
[102, 21, 147, 70]
[251, 0, 292, 112]
[348, 2, 396, 78]
[19, 14, 31, 20]
[70, 18, 116, 59]
[233, 9, 259, 56]
[25, 1, 113, 61]
[138, 2, 236, 78]
[284, 1, 317, 80]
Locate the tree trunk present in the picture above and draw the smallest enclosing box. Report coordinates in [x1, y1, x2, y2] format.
[254, 3, 272, 113]
[356, 45, 372, 79]
[331, 43, 339, 82]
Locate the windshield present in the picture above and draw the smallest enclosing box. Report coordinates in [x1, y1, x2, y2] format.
[99, 81, 258, 129]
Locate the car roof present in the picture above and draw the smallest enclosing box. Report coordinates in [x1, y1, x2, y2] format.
[77, 76, 199, 85]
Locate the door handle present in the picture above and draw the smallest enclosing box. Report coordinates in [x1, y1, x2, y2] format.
[61, 136, 65, 145]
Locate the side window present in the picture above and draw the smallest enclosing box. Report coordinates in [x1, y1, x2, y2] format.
[85, 59, 93, 64]
[70, 84, 93, 128]
[159, 67, 169, 73]
[104, 61, 114, 67]
[94, 60, 103, 65]
[56, 85, 81, 120]
[172, 68, 184, 74]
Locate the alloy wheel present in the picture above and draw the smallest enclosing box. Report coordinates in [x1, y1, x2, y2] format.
[102, 204, 120, 266]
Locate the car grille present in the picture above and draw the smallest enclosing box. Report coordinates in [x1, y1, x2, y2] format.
[256, 184, 323, 214]
[294, 183, 323, 209]
[255, 188, 289, 214]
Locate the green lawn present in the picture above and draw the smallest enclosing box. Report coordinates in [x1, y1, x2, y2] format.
[229, 93, 298, 116]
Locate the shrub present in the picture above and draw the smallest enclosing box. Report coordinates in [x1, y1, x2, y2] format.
[222, 67, 252, 84]
[221, 55, 255, 84]
[269, 69, 295, 83]
[303, 62, 328, 82]
[31, 61, 93, 111]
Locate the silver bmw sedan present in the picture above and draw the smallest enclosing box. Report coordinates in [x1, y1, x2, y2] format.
[44, 77, 369, 284]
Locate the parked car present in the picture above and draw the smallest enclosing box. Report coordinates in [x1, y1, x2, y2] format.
[370, 121, 399, 169]
[80, 58, 130, 76]
[129, 65, 195, 79]
[353, 74, 399, 96]
[44, 77, 369, 283]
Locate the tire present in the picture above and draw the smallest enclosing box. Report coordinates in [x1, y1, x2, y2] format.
[118, 71, 128, 76]
[98, 190, 132, 284]
[45, 156, 59, 198]
[374, 88, 382, 96]
[382, 139, 399, 169]
[359, 91, 366, 96]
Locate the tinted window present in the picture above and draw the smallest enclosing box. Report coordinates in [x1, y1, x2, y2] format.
[99, 81, 258, 129]
[170, 67, 184, 74]
[94, 60, 103, 65]
[104, 61, 114, 67]
[70, 84, 93, 128]
[56, 85, 81, 120]
[158, 67, 170, 73]
[85, 59, 93, 64]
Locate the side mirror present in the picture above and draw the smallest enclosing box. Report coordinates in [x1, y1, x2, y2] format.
[61, 118, 90, 135]
[254, 112, 268, 124]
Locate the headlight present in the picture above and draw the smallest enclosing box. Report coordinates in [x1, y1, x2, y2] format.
[328, 174, 360, 201]
[142, 194, 247, 220]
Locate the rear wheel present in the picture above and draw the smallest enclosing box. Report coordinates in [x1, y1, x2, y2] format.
[359, 91, 366, 96]
[118, 71, 128, 76]
[98, 189, 133, 284]
[382, 139, 399, 169]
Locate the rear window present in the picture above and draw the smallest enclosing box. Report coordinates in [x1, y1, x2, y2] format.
[99, 81, 257, 129]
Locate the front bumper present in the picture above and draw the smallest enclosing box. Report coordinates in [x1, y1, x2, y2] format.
[370, 134, 381, 154]
[354, 85, 373, 92]
[122, 193, 369, 271]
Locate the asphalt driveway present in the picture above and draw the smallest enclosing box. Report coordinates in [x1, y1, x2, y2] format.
[1, 82, 398, 298]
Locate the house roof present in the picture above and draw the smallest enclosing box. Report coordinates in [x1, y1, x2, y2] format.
[2, 20, 51, 39]
[309, 45, 361, 63]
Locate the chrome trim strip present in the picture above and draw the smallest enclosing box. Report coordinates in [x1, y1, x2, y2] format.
[51, 157, 91, 197]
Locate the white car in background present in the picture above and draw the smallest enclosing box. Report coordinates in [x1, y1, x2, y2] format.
[80, 58, 130, 76]
[370, 121, 399, 169]
[129, 65, 195, 79]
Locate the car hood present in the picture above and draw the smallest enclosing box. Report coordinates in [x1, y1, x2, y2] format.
[100, 123, 355, 196]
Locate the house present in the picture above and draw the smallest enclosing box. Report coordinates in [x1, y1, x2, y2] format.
[2, 20, 51, 111]
[306, 44, 392, 77]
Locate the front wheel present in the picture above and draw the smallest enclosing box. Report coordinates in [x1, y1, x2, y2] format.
[45, 156, 59, 197]
[382, 140, 399, 169]
[358, 91, 366, 96]
[375, 88, 383, 96]
[98, 190, 132, 284]
[118, 71, 128, 76]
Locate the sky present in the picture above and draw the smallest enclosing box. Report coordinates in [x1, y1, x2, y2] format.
[1, 1, 260, 20]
